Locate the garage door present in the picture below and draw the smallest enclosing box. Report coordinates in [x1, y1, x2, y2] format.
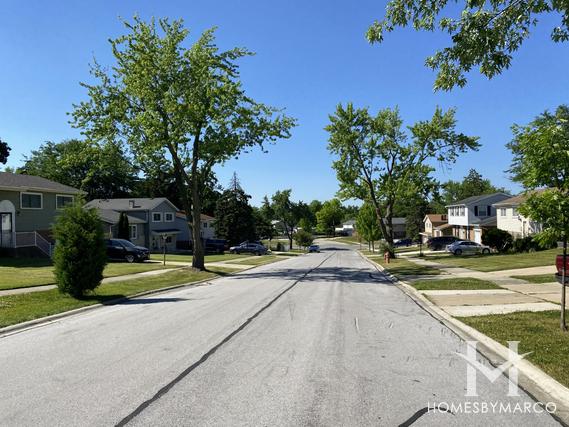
[474, 229, 482, 244]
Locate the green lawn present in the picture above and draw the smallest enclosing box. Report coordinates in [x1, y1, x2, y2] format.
[368, 256, 441, 277]
[395, 246, 420, 254]
[424, 249, 560, 272]
[411, 277, 500, 291]
[511, 274, 557, 284]
[149, 253, 248, 263]
[459, 311, 569, 388]
[0, 268, 215, 328]
[226, 255, 284, 266]
[0, 258, 171, 291]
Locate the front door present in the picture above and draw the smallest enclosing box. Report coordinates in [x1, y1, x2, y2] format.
[0, 213, 13, 248]
[474, 228, 482, 244]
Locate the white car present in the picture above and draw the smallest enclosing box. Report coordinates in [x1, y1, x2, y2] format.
[446, 240, 491, 256]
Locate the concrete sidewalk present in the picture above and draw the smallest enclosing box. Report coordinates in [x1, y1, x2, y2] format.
[405, 256, 563, 316]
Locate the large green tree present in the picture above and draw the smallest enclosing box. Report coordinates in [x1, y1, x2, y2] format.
[356, 202, 383, 251]
[367, 1, 569, 90]
[508, 105, 569, 331]
[326, 103, 478, 248]
[271, 189, 299, 250]
[316, 199, 344, 236]
[72, 17, 295, 269]
[20, 139, 137, 200]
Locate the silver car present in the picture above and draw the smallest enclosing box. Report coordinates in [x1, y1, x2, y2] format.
[446, 240, 491, 256]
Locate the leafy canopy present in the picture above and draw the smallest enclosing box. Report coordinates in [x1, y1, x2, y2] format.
[367, 1, 569, 90]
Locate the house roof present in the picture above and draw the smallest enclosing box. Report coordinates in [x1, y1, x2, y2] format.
[85, 197, 179, 211]
[0, 172, 82, 194]
[96, 209, 145, 225]
[475, 216, 497, 227]
[446, 192, 512, 207]
[493, 189, 547, 208]
[424, 214, 448, 226]
[176, 211, 215, 221]
[436, 223, 453, 230]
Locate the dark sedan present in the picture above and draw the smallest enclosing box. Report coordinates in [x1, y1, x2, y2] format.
[106, 239, 150, 263]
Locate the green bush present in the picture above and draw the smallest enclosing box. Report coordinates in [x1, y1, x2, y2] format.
[53, 204, 107, 298]
[482, 228, 513, 252]
[511, 236, 553, 253]
[293, 230, 314, 248]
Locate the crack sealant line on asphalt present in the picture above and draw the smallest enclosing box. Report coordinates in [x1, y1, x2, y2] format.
[115, 252, 335, 427]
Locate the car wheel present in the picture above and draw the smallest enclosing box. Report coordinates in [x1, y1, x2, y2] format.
[255, 251, 260, 256]
[482, 248, 490, 255]
[125, 254, 135, 263]
[454, 249, 462, 256]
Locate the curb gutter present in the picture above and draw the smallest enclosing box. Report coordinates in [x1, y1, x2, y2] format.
[362, 253, 569, 425]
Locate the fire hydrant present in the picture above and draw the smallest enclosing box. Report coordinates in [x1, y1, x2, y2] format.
[384, 251, 391, 264]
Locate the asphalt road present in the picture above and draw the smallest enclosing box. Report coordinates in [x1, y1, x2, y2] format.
[0, 242, 560, 426]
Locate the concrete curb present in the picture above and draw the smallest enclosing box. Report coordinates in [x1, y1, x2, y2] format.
[361, 252, 569, 425]
[0, 255, 293, 339]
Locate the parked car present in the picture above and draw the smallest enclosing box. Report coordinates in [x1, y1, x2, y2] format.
[393, 238, 413, 248]
[556, 254, 569, 283]
[427, 236, 460, 250]
[446, 240, 491, 256]
[205, 238, 227, 254]
[229, 242, 268, 255]
[308, 244, 320, 253]
[106, 239, 150, 263]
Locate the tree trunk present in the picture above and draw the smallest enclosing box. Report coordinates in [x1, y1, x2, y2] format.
[190, 139, 205, 270]
[562, 237, 567, 332]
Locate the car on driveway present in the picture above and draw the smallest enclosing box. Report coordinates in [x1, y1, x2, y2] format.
[426, 236, 460, 250]
[393, 238, 413, 248]
[106, 239, 150, 263]
[308, 244, 320, 253]
[446, 240, 491, 256]
[229, 242, 268, 255]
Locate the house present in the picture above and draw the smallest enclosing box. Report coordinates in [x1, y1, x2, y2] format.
[420, 214, 451, 243]
[85, 198, 181, 252]
[493, 193, 543, 239]
[335, 219, 356, 236]
[0, 172, 82, 255]
[389, 217, 407, 239]
[446, 193, 512, 243]
[175, 212, 216, 248]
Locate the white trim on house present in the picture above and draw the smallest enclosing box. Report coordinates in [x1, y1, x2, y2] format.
[129, 224, 137, 240]
[164, 212, 174, 222]
[152, 212, 162, 222]
[20, 192, 43, 210]
[56, 194, 74, 210]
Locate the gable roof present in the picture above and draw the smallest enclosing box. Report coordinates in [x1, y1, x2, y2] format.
[85, 197, 179, 211]
[493, 189, 547, 208]
[446, 192, 512, 207]
[96, 209, 146, 225]
[176, 211, 215, 221]
[424, 214, 448, 225]
[0, 172, 82, 194]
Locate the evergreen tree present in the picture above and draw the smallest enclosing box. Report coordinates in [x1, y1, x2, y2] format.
[214, 174, 257, 246]
[117, 212, 130, 240]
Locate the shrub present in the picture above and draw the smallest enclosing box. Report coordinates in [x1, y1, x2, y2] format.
[511, 236, 551, 253]
[378, 240, 394, 257]
[293, 230, 314, 248]
[276, 242, 284, 251]
[117, 212, 130, 240]
[53, 204, 107, 298]
[482, 228, 513, 252]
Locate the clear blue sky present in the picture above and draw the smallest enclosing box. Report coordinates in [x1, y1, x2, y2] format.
[1, 1, 568, 206]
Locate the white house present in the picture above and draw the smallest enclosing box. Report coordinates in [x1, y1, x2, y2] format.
[446, 193, 512, 243]
[335, 219, 356, 236]
[493, 193, 542, 239]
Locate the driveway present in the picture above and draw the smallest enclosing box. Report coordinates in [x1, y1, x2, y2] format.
[0, 243, 558, 426]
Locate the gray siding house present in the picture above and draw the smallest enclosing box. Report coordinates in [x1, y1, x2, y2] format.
[0, 172, 82, 255]
[85, 198, 181, 251]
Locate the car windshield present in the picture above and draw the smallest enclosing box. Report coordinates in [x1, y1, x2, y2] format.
[117, 239, 136, 248]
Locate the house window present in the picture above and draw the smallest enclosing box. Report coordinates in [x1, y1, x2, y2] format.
[21, 192, 43, 209]
[203, 222, 208, 228]
[152, 212, 162, 222]
[56, 195, 74, 209]
[129, 225, 137, 240]
[459, 206, 465, 216]
[164, 212, 174, 222]
[500, 208, 506, 216]
[474, 206, 479, 216]
[165, 236, 172, 243]
[512, 208, 518, 217]
[487, 206, 492, 216]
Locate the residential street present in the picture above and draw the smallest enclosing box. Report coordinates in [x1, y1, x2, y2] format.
[0, 242, 560, 426]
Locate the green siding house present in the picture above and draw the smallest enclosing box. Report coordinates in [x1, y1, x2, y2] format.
[0, 172, 82, 255]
